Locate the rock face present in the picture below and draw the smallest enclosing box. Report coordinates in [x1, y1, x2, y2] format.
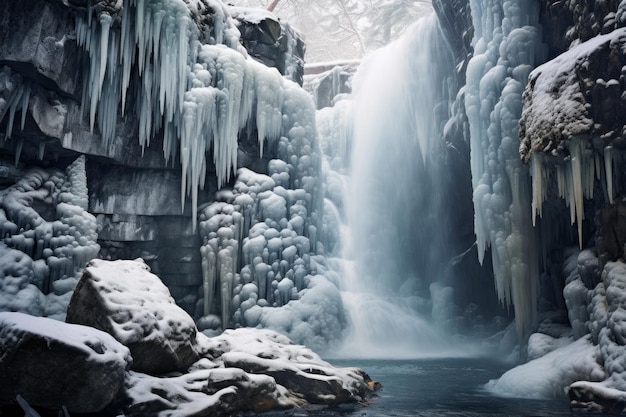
[432, 0, 474, 82]
[519, 28, 626, 162]
[0, 0, 334, 345]
[66, 259, 200, 374]
[230, 6, 306, 86]
[0, 312, 131, 413]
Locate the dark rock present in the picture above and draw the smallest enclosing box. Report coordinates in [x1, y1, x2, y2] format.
[0, 0, 81, 98]
[66, 259, 200, 375]
[519, 28, 626, 161]
[230, 7, 305, 85]
[598, 200, 626, 261]
[538, 0, 626, 60]
[432, 0, 474, 83]
[87, 161, 216, 217]
[569, 380, 626, 414]
[0, 311, 131, 413]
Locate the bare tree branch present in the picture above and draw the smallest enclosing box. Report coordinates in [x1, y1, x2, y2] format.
[266, 0, 281, 12]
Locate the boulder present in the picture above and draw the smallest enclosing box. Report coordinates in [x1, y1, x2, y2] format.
[0, 311, 130, 413]
[519, 28, 626, 161]
[124, 366, 297, 416]
[121, 329, 377, 416]
[213, 328, 375, 405]
[569, 380, 626, 414]
[66, 259, 200, 375]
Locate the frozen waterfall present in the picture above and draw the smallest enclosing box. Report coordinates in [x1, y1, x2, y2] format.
[321, 12, 481, 358]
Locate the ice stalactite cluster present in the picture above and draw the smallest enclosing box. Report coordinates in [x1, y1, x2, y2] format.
[0, 67, 32, 164]
[519, 29, 626, 250]
[0, 156, 99, 320]
[465, 0, 548, 337]
[195, 75, 346, 351]
[75, 0, 247, 225]
[529, 141, 618, 250]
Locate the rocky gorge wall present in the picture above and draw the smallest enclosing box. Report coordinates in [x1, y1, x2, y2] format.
[0, 0, 337, 341]
[433, 0, 626, 409]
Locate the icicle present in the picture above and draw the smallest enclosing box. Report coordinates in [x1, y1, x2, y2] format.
[530, 155, 543, 226]
[98, 12, 112, 96]
[14, 138, 23, 166]
[569, 138, 584, 248]
[19, 80, 30, 131]
[605, 145, 614, 204]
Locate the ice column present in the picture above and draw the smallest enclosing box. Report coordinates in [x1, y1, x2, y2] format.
[465, 0, 547, 337]
[0, 157, 99, 320]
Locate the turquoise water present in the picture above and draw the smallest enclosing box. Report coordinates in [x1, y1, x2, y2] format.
[260, 358, 579, 416]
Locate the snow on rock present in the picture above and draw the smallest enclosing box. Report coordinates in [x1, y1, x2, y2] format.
[123, 328, 375, 416]
[66, 259, 200, 374]
[1, 259, 375, 416]
[0, 156, 99, 320]
[519, 28, 626, 162]
[0, 311, 131, 413]
[208, 328, 375, 405]
[520, 29, 626, 248]
[124, 366, 297, 416]
[486, 336, 605, 398]
[569, 380, 626, 414]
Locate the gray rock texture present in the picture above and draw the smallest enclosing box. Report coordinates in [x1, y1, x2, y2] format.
[66, 259, 200, 375]
[519, 28, 626, 161]
[0, 311, 131, 413]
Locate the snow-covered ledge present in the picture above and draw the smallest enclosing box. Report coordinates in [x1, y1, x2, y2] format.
[0, 259, 377, 415]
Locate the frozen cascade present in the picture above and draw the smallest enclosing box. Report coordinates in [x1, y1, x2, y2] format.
[324, 12, 477, 358]
[195, 74, 348, 351]
[75, 0, 258, 230]
[0, 156, 100, 321]
[464, 0, 547, 338]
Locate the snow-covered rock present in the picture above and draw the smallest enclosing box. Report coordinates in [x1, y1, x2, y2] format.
[519, 28, 626, 162]
[486, 336, 605, 399]
[66, 259, 200, 374]
[57, 258, 376, 416]
[211, 328, 374, 405]
[0, 311, 131, 413]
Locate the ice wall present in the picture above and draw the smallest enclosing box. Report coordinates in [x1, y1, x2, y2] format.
[0, 156, 99, 320]
[196, 82, 347, 351]
[464, 0, 547, 337]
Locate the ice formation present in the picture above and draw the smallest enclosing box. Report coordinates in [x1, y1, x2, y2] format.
[465, 0, 547, 337]
[0, 67, 30, 143]
[521, 30, 626, 248]
[75, 0, 258, 226]
[0, 156, 99, 320]
[192, 65, 347, 350]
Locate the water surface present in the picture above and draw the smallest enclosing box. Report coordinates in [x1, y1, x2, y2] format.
[260, 358, 594, 417]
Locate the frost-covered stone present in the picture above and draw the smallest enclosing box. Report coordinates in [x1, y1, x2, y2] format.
[0, 312, 130, 413]
[212, 328, 374, 405]
[125, 366, 297, 416]
[519, 28, 626, 162]
[66, 259, 200, 374]
[569, 380, 626, 414]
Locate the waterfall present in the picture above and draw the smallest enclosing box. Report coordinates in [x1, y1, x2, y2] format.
[321, 11, 480, 358]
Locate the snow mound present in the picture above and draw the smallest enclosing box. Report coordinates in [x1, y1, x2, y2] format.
[486, 336, 604, 398]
